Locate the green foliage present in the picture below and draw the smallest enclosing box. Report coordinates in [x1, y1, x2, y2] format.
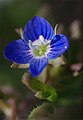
[28, 103, 54, 120]
[22, 73, 57, 102]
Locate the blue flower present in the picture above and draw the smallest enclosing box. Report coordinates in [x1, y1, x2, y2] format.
[4, 16, 69, 77]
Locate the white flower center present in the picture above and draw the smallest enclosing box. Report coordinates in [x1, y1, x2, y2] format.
[29, 35, 51, 58]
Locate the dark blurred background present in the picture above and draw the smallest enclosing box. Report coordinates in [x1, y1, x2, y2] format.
[0, 0, 82, 120]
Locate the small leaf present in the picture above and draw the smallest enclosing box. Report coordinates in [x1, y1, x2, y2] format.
[48, 56, 65, 67]
[28, 103, 54, 120]
[54, 24, 58, 35]
[22, 72, 57, 102]
[10, 62, 29, 69]
[15, 28, 23, 39]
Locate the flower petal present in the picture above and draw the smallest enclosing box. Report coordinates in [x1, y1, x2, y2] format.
[4, 39, 33, 64]
[23, 16, 54, 42]
[47, 34, 69, 59]
[29, 57, 48, 77]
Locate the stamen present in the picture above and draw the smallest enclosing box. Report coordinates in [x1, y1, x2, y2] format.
[39, 35, 44, 42]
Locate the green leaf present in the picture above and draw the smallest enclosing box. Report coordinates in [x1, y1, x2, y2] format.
[22, 73, 57, 102]
[28, 103, 54, 120]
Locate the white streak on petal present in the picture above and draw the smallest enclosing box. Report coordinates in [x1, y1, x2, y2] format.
[64, 46, 67, 49]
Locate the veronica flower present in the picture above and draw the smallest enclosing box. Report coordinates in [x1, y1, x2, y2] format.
[4, 16, 69, 77]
